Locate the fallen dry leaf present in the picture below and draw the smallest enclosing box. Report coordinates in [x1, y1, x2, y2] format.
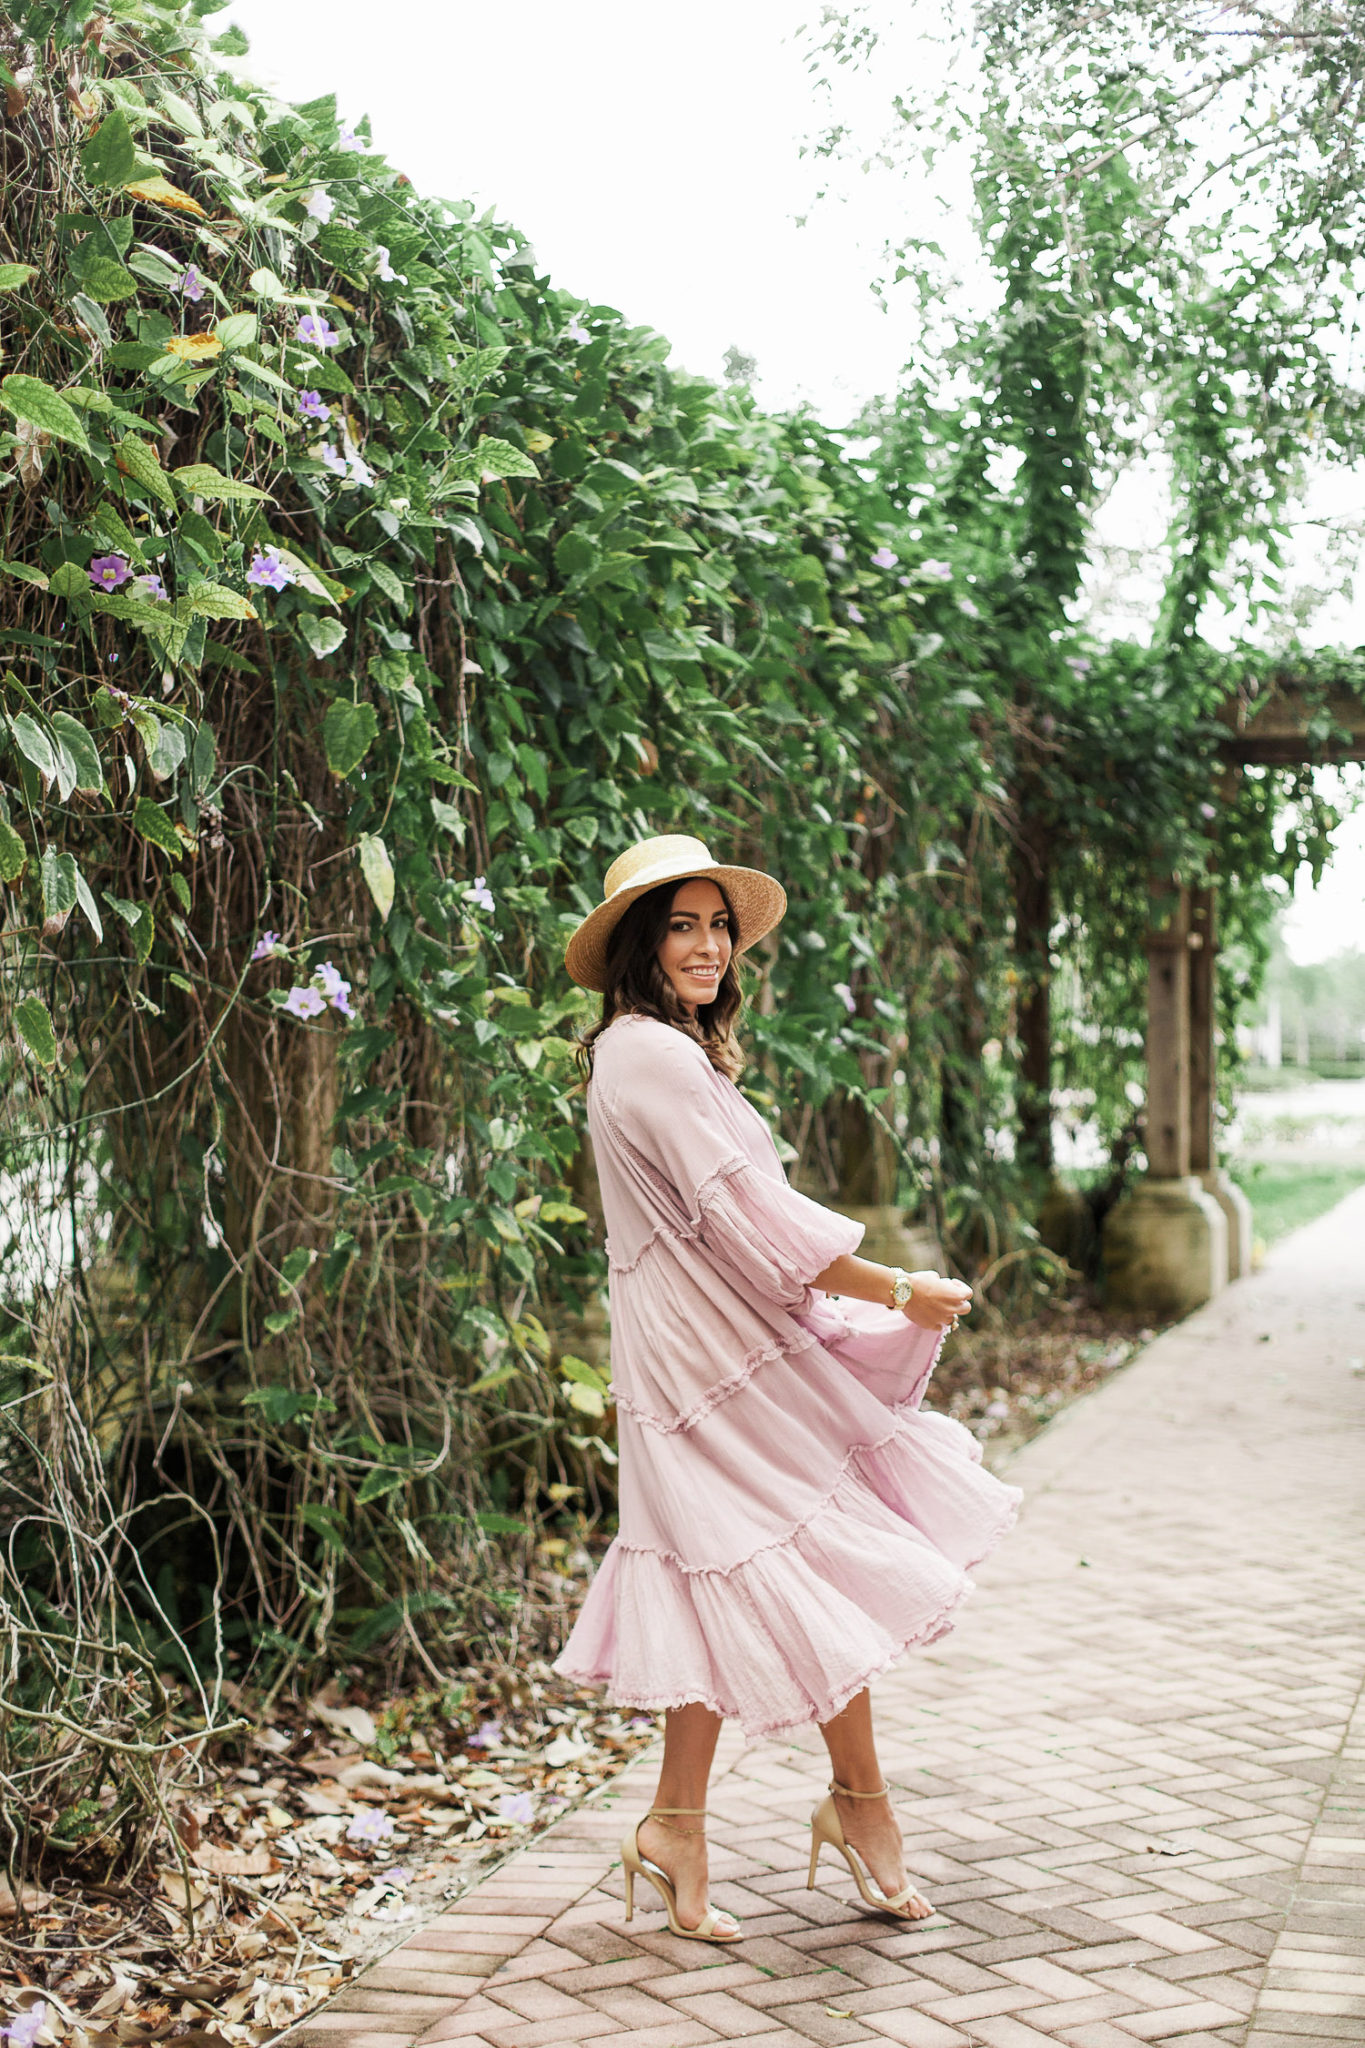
[190, 1845, 279, 1878]
[0, 1875, 52, 1915]
[156, 1870, 212, 1914]
[308, 1697, 378, 1746]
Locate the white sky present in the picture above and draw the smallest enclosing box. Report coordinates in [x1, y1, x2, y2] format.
[225, 0, 1364, 967]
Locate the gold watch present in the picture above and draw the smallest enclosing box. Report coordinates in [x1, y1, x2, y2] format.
[889, 1269, 915, 1310]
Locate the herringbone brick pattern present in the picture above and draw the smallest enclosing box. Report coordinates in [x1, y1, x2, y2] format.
[287, 1189, 1365, 2047]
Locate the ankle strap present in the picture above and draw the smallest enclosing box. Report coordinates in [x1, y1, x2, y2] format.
[830, 1779, 890, 1799]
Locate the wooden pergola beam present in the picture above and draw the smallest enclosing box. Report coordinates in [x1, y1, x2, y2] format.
[1218, 682, 1365, 766]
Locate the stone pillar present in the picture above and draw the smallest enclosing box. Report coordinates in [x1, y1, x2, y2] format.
[1146, 884, 1192, 1179]
[1188, 883, 1254, 1279]
[1101, 883, 1229, 1314]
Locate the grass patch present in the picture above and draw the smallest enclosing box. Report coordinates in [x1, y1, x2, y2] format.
[1230, 1161, 1365, 1244]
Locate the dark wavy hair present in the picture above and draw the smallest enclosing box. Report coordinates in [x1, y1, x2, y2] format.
[578, 878, 745, 1081]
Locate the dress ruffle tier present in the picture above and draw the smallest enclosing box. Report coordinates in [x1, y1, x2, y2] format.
[552, 1015, 1021, 1739]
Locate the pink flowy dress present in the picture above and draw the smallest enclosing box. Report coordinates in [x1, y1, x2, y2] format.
[552, 1014, 1021, 1739]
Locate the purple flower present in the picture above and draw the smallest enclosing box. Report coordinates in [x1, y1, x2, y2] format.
[283, 984, 327, 1020]
[178, 264, 204, 303]
[565, 317, 590, 345]
[1066, 656, 1092, 678]
[296, 313, 341, 350]
[336, 127, 368, 152]
[828, 540, 847, 564]
[920, 559, 953, 582]
[382, 1866, 411, 1887]
[870, 545, 898, 570]
[498, 1792, 535, 1826]
[2, 2005, 47, 2048]
[298, 389, 331, 422]
[247, 548, 294, 591]
[313, 961, 355, 1015]
[252, 931, 285, 962]
[1200, 801, 1217, 821]
[305, 188, 335, 224]
[319, 443, 349, 477]
[373, 246, 398, 282]
[465, 875, 495, 914]
[466, 1718, 503, 1749]
[88, 553, 132, 592]
[137, 573, 168, 601]
[833, 982, 857, 1014]
[346, 1807, 395, 1845]
[846, 603, 865, 625]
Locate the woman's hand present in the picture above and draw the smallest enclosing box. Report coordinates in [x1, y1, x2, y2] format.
[810, 1254, 974, 1331]
[901, 1270, 973, 1331]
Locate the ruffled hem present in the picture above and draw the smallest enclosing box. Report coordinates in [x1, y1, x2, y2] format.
[571, 1577, 979, 1742]
[553, 1423, 1022, 1740]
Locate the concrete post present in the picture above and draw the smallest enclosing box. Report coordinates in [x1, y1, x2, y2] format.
[1187, 884, 1255, 1279]
[1101, 883, 1229, 1315]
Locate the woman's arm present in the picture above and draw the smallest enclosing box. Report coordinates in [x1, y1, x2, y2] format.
[811, 1254, 973, 1331]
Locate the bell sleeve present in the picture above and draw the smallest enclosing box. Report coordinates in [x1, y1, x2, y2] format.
[599, 1021, 864, 1308]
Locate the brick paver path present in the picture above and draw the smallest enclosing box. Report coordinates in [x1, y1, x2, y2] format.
[290, 1189, 1365, 2048]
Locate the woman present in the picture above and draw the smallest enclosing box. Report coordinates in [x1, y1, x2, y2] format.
[554, 833, 1020, 1943]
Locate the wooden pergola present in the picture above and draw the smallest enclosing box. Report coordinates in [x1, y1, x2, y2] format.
[1103, 681, 1365, 1313]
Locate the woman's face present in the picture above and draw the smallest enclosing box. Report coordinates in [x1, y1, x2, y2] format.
[656, 878, 733, 1015]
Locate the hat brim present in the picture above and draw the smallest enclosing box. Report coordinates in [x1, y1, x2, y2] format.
[565, 861, 787, 992]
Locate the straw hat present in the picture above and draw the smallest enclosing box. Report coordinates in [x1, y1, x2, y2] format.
[564, 833, 787, 992]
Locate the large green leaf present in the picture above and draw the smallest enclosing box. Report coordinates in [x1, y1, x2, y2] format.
[50, 713, 105, 793]
[0, 560, 48, 589]
[186, 580, 257, 621]
[0, 264, 38, 292]
[80, 109, 139, 187]
[0, 818, 27, 881]
[69, 255, 139, 303]
[73, 870, 103, 942]
[473, 437, 539, 480]
[300, 612, 346, 659]
[323, 698, 379, 777]
[14, 996, 57, 1067]
[214, 312, 259, 350]
[9, 714, 57, 779]
[115, 437, 177, 511]
[358, 833, 394, 920]
[40, 848, 78, 929]
[173, 462, 273, 503]
[0, 375, 91, 453]
[131, 796, 184, 860]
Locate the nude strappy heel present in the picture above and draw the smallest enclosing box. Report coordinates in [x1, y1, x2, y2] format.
[808, 1779, 934, 1921]
[620, 1805, 742, 1943]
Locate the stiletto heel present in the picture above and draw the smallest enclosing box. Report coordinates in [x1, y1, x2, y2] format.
[618, 1805, 742, 1943]
[807, 1780, 933, 1923]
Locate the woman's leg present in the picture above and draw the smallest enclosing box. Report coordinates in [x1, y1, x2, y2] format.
[817, 1688, 932, 1917]
[634, 1702, 740, 1934]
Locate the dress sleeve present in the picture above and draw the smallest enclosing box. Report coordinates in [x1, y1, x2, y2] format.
[599, 1021, 864, 1308]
